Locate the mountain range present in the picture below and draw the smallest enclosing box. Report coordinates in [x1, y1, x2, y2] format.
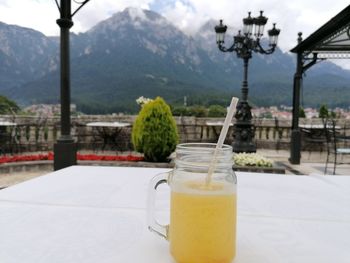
[0, 7, 349, 114]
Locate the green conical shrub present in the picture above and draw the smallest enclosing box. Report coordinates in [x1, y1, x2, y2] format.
[132, 97, 179, 162]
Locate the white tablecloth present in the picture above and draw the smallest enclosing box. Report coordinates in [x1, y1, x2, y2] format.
[0, 166, 349, 263]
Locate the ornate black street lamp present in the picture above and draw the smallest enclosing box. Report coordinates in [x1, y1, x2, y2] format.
[53, 0, 90, 170]
[215, 11, 280, 153]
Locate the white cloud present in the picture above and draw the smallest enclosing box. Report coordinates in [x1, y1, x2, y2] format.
[159, 0, 350, 52]
[71, 0, 153, 34]
[0, 0, 154, 36]
[0, 0, 58, 35]
[0, 0, 349, 54]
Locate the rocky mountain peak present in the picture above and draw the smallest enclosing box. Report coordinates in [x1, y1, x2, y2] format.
[124, 7, 164, 23]
[88, 7, 173, 35]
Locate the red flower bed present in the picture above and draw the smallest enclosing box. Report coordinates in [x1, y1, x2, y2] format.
[0, 152, 143, 164]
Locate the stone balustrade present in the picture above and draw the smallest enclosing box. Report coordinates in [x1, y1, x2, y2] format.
[0, 115, 349, 153]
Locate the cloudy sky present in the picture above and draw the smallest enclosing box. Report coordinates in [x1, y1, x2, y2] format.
[0, 0, 349, 60]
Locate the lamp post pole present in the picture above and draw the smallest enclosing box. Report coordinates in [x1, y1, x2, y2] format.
[215, 11, 280, 153]
[233, 55, 255, 153]
[54, 0, 90, 170]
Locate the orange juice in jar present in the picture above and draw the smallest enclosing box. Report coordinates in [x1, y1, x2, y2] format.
[170, 181, 236, 263]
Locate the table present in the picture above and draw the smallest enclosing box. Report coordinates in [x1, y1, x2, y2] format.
[205, 121, 233, 140]
[299, 124, 342, 153]
[299, 124, 341, 130]
[86, 122, 131, 128]
[86, 122, 131, 150]
[0, 121, 17, 127]
[0, 166, 350, 263]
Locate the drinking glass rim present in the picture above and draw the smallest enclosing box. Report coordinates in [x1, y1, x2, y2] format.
[176, 143, 232, 152]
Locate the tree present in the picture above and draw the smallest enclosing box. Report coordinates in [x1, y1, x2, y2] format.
[0, 95, 20, 114]
[188, 105, 207, 117]
[132, 97, 179, 162]
[171, 106, 189, 116]
[208, 105, 226, 117]
[299, 107, 306, 118]
[319, 104, 329, 119]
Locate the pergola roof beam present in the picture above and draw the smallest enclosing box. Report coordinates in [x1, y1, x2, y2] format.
[291, 5, 350, 55]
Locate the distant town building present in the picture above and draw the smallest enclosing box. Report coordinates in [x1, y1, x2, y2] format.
[24, 104, 77, 117]
[252, 106, 350, 120]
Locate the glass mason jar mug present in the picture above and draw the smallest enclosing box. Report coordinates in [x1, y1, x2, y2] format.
[148, 143, 237, 263]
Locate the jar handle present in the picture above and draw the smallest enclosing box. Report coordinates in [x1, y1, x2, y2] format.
[147, 172, 171, 240]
